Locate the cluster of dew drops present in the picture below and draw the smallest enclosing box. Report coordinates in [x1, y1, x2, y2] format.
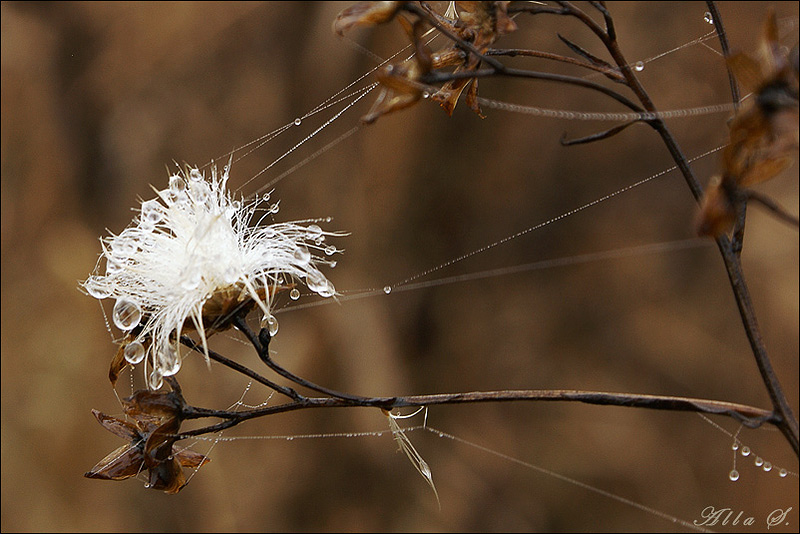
[728, 440, 791, 482]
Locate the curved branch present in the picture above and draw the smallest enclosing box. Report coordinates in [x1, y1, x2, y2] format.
[421, 68, 644, 112]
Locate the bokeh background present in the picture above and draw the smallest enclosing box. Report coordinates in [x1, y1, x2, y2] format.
[2, 2, 798, 532]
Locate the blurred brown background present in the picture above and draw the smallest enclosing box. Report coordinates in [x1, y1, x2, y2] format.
[2, 2, 798, 532]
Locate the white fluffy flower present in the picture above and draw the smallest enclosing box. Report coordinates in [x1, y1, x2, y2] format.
[83, 165, 341, 389]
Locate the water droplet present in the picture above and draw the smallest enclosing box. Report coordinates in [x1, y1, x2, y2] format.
[231, 200, 242, 211]
[293, 246, 311, 264]
[728, 469, 739, 481]
[328, 260, 337, 268]
[189, 181, 210, 204]
[159, 344, 181, 376]
[141, 199, 163, 227]
[634, 61, 645, 72]
[169, 174, 186, 194]
[324, 245, 336, 256]
[741, 446, 751, 456]
[325, 216, 332, 223]
[294, 118, 302, 126]
[148, 369, 164, 390]
[189, 168, 203, 181]
[286, 436, 294, 441]
[731, 442, 739, 451]
[113, 299, 142, 330]
[422, 91, 430, 99]
[85, 276, 111, 299]
[181, 271, 203, 291]
[383, 286, 392, 294]
[438, 432, 444, 438]
[124, 341, 146, 364]
[704, 11, 714, 24]
[779, 468, 788, 478]
[261, 314, 279, 336]
[307, 224, 322, 239]
[269, 203, 280, 214]
[754, 456, 764, 467]
[762, 462, 772, 472]
[318, 281, 335, 298]
[289, 288, 301, 300]
[106, 258, 124, 275]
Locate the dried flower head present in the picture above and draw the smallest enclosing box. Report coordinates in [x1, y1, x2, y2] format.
[83, 164, 342, 389]
[85, 389, 208, 494]
[697, 11, 799, 237]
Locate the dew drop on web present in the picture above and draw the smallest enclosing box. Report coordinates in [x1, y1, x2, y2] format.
[383, 285, 392, 294]
[703, 11, 713, 24]
[289, 288, 301, 300]
[294, 118, 302, 126]
[634, 61, 644, 72]
[728, 469, 739, 481]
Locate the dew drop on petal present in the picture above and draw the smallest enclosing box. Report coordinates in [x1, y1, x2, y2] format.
[728, 469, 739, 481]
[324, 245, 337, 256]
[754, 456, 764, 467]
[85, 275, 112, 299]
[189, 181, 210, 204]
[261, 314, 279, 336]
[741, 446, 751, 456]
[317, 281, 335, 298]
[704, 11, 713, 24]
[289, 288, 301, 300]
[181, 271, 203, 291]
[294, 118, 302, 126]
[762, 462, 772, 472]
[169, 174, 187, 194]
[148, 369, 164, 390]
[113, 299, 142, 331]
[779, 468, 788, 478]
[106, 258, 124, 275]
[294, 246, 311, 265]
[634, 61, 645, 72]
[162, 353, 182, 376]
[141, 199, 163, 227]
[383, 286, 392, 294]
[124, 341, 146, 365]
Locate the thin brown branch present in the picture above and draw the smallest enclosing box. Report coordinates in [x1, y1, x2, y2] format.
[487, 47, 625, 82]
[177, 387, 776, 439]
[745, 190, 800, 228]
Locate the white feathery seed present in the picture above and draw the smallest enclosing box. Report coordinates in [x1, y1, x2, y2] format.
[83, 164, 342, 389]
